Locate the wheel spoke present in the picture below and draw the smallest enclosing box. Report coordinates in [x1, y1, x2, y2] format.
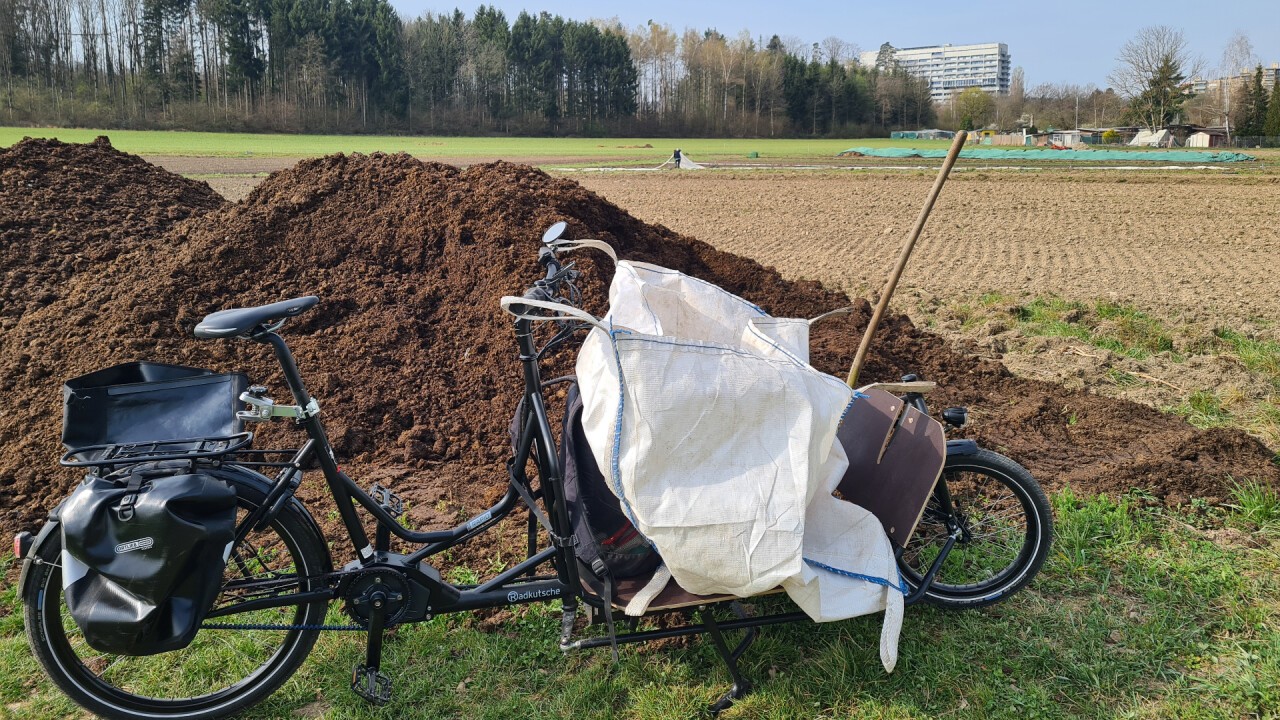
[895, 450, 1051, 606]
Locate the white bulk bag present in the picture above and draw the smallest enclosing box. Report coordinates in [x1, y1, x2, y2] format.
[501, 245, 904, 671]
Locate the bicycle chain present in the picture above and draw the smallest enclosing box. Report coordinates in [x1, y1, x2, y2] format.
[200, 622, 364, 632]
[206, 568, 363, 633]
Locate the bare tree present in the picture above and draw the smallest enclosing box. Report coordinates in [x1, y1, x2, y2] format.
[1109, 25, 1202, 129]
[1109, 26, 1201, 97]
[778, 35, 807, 59]
[820, 36, 851, 66]
[1218, 31, 1255, 136]
[1220, 31, 1255, 78]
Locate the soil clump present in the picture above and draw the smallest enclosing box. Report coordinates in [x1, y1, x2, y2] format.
[1, 146, 1276, 564]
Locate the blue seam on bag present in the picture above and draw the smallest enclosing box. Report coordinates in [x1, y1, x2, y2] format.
[605, 325, 650, 544]
[837, 396, 856, 421]
[626, 262, 767, 316]
[803, 558, 909, 594]
[613, 335, 807, 366]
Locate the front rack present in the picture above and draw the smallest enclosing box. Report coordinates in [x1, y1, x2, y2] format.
[60, 432, 255, 468]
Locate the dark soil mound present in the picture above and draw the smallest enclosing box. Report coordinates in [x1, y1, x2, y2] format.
[1, 149, 1276, 552]
[0, 136, 223, 323]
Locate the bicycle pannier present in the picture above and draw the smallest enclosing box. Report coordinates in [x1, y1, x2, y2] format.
[62, 362, 248, 461]
[59, 464, 237, 656]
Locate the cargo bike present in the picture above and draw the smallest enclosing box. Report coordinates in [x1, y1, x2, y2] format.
[17, 225, 1052, 719]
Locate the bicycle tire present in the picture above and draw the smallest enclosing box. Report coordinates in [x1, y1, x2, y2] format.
[24, 467, 331, 720]
[897, 448, 1052, 608]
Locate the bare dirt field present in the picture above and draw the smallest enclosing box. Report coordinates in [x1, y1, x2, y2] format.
[570, 170, 1280, 328]
[567, 169, 1280, 446]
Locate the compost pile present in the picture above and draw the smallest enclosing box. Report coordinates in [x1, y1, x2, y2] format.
[0, 136, 223, 323]
[1, 144, 1276, 547]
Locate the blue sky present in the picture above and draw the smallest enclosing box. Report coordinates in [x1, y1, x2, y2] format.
[387, 0, 1279, 89]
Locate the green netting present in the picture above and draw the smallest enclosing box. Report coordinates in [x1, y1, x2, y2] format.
[837, 147, 1256, 162]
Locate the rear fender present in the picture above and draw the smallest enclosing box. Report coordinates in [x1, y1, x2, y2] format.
[209, 463, 333, 574]
[16, 515, 62, 598]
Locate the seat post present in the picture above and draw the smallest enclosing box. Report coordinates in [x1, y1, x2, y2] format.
[259, 332, 312, 407]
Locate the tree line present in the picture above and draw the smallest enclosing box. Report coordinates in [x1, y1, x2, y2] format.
[0, 2, 937, 135]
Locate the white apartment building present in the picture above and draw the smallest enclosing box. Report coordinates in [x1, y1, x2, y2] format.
[1191, 63, 1279, 95]
[859, 42, 1011, 103]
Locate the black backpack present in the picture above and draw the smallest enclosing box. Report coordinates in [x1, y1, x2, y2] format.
[510, 379, 658, 657]
[58, 463, 237, 656]
[559, 382, 659, 587]
[509, 379, 659, 589]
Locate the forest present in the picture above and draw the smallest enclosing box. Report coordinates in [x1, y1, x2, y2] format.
[0, 1, 937, 136]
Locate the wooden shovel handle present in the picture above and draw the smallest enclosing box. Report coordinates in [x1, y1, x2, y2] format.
[846, 131, 968, 387]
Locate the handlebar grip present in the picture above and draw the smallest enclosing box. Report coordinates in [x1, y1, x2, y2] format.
[538, 246, 560, 272]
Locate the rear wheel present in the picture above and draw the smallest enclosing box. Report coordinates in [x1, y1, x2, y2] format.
[897, 448, 1052, 608]
[24, 469, 331, 720]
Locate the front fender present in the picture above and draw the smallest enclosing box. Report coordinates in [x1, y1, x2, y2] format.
[946, 439, 980, 456]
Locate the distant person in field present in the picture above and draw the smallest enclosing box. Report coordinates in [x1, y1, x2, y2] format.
[673, 148, 682, 168]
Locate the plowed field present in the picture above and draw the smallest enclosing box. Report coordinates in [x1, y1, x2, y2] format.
[570, 170, 1280, 327]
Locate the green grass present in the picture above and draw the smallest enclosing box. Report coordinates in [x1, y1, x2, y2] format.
[1227, 480, 1280, 534]
[1213, 328, 1280, 384]
[1171, 390, 1235, 430]
[0, 127, 935, 161]
[927, 292, 1280, 448]
[1004, 297, 1175, 361]
[3, 487, 1279, 719]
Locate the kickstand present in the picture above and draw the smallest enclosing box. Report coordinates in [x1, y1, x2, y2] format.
[351, 589, 393, 705]
[699, 606, 756, 716]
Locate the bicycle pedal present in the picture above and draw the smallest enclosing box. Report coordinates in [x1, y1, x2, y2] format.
[368, 483, 404, 518]
[350, 664, 392, 705]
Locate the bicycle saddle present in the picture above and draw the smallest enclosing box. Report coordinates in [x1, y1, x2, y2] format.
[194, 296, 319, 339]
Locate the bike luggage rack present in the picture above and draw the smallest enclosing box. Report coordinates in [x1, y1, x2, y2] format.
[226, 448, 305, 469]
[60, 432, 255, 468]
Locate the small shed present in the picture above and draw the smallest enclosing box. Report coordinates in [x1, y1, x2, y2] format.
[1051, 130, 1087, 146]
[1186, 129, 1228, 148]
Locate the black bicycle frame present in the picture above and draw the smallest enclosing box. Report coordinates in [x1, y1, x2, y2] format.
[210, 305, 964, 630]
[211, 315, 581, 621]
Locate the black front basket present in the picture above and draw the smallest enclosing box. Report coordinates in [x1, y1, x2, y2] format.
[62, 362, 249, 462]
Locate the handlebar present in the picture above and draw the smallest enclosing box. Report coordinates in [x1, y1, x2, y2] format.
[518, 245, 576, 308]
[524, 247, 562, 300]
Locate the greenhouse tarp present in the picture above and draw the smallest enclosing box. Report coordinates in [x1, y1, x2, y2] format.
[837, 147, 1256, 162]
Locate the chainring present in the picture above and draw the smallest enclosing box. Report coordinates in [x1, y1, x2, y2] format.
[341, 568, 413, 628]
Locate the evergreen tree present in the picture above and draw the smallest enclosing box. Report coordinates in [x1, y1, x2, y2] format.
[1125, 54, 1186, 129]
[1264, 79, 1280, 137]
[213, 0, 266, 98]
[1236, 66, 1269, 137]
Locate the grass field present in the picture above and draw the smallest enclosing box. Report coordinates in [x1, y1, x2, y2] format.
[2, 126, 937, 161]
[3, 486, 1278, 719]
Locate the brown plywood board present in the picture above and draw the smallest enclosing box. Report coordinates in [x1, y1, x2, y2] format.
[837, 388, 946, 547]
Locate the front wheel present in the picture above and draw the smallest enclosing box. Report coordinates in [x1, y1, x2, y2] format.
[24, 469, 331, 720]
[897, 448, 1052, 608]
